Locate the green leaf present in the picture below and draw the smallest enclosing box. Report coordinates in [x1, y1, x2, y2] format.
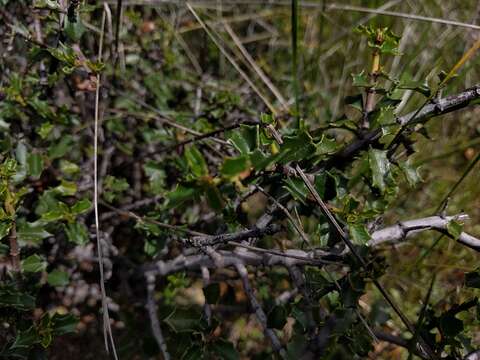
[345, 94, 364, 112]
[277, 130, 316, 164]
[48, 135, 74, 159]
[37, 122, 54, 139]
[166, 185, 197, 208]
[53, 180, 77, 196]
[368, 149, 390, 193]
[0, 221, 12, 240]
[64, 222, 89, 246]
[227, 125, 259, 155]
[349, 223, 371, 245]
[8, 326, 40, 351]
[34, 0, 60, 10]
[250, 149, 273, 171]
[144, 161, 165, 195]
[70, 199, 92, 215]
[184, 145, 208, 178]
[397, 79, 431, 97]
[51, 313, 78, 335]
[59, 160, 80, 175]
[21, 254, 46, 273]
[47, 269, 70, 287]
[27, 153, 44, 178]
[315, 135, 339, 156]
[41, 202, 70, 222]
[0, 287, 36, 310]
[16, 220, 51, 244]
[221, 156, 249, 178]
[352, 70, 370, 87]
[399, 159, 422, 187]
[204, 183, 224, 211]
[355, 26, 400, 55]
[15, 142, 28, 166]
[164, 307, 202, 333]
[447, 220, 463, 240]
[283, 177, 308, 204]
[103, 175, 130, 202]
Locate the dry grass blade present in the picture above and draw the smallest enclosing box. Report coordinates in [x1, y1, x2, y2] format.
[295, 166, 438, 360]
[326, 3, 480, 30]
[94, 4, 119, 359]
[223, 23, 289, 112]
[440, 36, 480, 87]
[185, 2, 278, 115]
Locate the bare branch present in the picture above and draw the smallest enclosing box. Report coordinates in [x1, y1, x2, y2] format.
[145, 247, 335, 276]
[317, 85, 480, 173]
[146, 274, 170, 360]
[295, 165, 437, 360]
[369, 214, 480, 252]
[235, 263, 287, 358]
[189, 224, 281, 247]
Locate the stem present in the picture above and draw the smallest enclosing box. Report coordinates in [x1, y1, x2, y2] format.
[9, 221, 20, 273]
[362, 48, 380, 129]
[291, 0, 300, 125]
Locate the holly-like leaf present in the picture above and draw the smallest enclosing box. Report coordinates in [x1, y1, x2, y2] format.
[64, 222, 89, 246]
[16, 220, 51, 245]
[447, 220, 463, 240]
[283, 177, 308, 204]
[51, 313, 78, 336]
[0, 221, 12, 240]
[399, 158, 422, 187]
[21, 254, 47, 273]
[0, 287, 36, 310]
[221, 156, 249, 178]
[227, 125, 259, 155]
[276, 130, 316, 164]
[27, 153, 44, 178]
[70, 199, 91, 215]
[185, 145, 208, 178]
[349, 223, 371, 245]
[166, 184, 197, 207]
[368, 149, 390, 193]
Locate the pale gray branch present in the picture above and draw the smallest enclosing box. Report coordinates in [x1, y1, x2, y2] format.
[146, 274, 170, 360]
[368, 214, 480, 252]
[235, 263, 287, 358]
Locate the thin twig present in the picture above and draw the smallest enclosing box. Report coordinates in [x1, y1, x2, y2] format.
[146, 274, 170, 360]
[295, 165, 437, 360]
[235, 263, 287, 358]
[93, 5, 119, 358]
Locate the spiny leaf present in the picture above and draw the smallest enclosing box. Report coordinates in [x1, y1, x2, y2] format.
[368, 149, 390, 193]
